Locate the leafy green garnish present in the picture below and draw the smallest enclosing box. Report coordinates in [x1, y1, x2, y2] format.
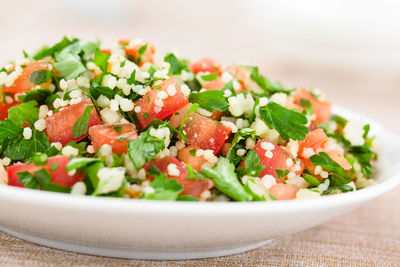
[8, 100, 39, 126]
[17, 169, 71, 193]
[33, 36, 72, 60]
[113, 125, 122, 133]
[72, 104, 93, 138]
[200, 73, 218, 81]
[93, 48, 109, 72]
[228, 128, 255, 165]
[164, 53, 184, 75]
[127, 127, 165, 170]
[3, 129, 50, 160]
[302, 173, 320, 186]
[54, 53, 86, 80]
[66, 157, 101, 172]
[244, 150, 265, 177]
[275, 169, 289, 179]
[259, 102, 308, 141]
[136, 44, 148, 64]
[0, 119, 23, 141]
[250, 66, 292, 95]
[188, 90, 228, 112]
[202, 157, 252, 201]
[310, 152, 351, 185]
[18, 89, 52, 103]
[29, 69, 52, 85]
[141, 164, 183, 200]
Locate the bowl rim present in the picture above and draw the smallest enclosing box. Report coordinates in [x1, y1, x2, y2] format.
[0, 106, 399, 216]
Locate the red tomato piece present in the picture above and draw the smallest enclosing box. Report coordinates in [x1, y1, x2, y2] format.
[89, 123, 138, 155]
[2, 61, 52, 94]
[177, 145, 208, 172]
[125, 42, 156, 66]
[0, 98, 18, 121]
[45, 98, 101, 145]
[204, 79, 225, 91]
[134, 77, 189, 129]
[298, 129, 328, 159]
[143, 157, 214, 198]
[269, 184, 299, 200]
[294, 88, 332, 124]
[183, 113, 231, 155]
[7, 156, 83, 188]
[169, 103, 192, 128]
[190, 57, 221, 74]
[252, 139, 302, 182]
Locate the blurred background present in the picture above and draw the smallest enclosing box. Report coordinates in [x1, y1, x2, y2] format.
[1, 0, 399, 132]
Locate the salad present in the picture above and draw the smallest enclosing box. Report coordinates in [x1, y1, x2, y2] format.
[0, 37, 378, 201]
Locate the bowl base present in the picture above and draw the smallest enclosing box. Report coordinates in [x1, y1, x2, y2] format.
[0, 225, 273, 260]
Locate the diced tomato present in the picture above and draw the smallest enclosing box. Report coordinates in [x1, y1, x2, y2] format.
[143, 157, 214, 198]
[89, 123, 138, 155]
[325, 149, 352, 170]
[134, 77, 189, 128]
[45, 98, 101, 145]
[190, 57, 221, 74]
[177, 145, 208, 172]
[100, 48, 111, 54]
[2, 61, 52, 94]
[183, 113, 231, 155]
[125, 42, 156, 66]
[294, 88, 331, 124]
[7, 156, 83, 188]
[269, 184, 299, 200]
[169, 103, 192, 128]
[204, 79, 225, 91]
[0, 98, 18, 121]
[251, 139, 302, 182]
[298, 129, 328, 159]
[118, 39, 131, 45]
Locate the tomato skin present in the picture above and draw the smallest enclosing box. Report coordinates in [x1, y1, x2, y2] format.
[89, 123, 138, 155]
[134, 78, 189, 129]
[143, 157, 214, 197]
[294, 88, 331, 124]
[298, 129, 328, 158]
[249, 139, 302, 183]
[177, 145, 208, 172]
[169, 103, 192, 128]
[269, 184, 299, 200]
[7, 156, 83, 188]
[2, 61, 51, 94]
[45, 98, 101, 145]
[183, 113, 231, 155]
[190, 57, 221, 74]
[0, 99, 18, 121]
[204, 79, 225, 91]
[125, 43, 156, 66]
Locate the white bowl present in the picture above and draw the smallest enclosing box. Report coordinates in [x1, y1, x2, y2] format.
[0, 106, 399, 260]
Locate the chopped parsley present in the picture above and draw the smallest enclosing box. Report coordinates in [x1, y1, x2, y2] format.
[200, 73, 218, 81]
[188, 90, 228, 112]
[72, 104, 94, 138]
[259, 102, 308, 141]
[29, 69, 52, 85]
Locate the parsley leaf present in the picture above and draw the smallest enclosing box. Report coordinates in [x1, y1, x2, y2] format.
[54, 53, 86, 80]
[72, 104, 94, 138]
[141, 164, 183, 200]
[188, 90, 228, 112]
[228, 128, 255, 165]
[18, 89, 52, 103]
[66, 157, 101, 172]
[127, 127, 165, 170]
[244, 150, 265, 177]
[29, 69, 52, 85]
[200, 73, 218, 81]
[250, 66, 293, 95]
[275, 169, 289, 179]
[164, 53, 184, 75]
[310, 152, 351, 185]
[302, 173, 320, 186]
[136, 44, 148, 64]
[17, 169, 70, 193]
[8, 100, 39, 126]
[93, 48, 109, 72]
[33, 36, 72, 60]
[259, 102, 308, 141]
[3, 129, 50, 160]
[0, 119, 23, 141]
[202, 157, 252, 201]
